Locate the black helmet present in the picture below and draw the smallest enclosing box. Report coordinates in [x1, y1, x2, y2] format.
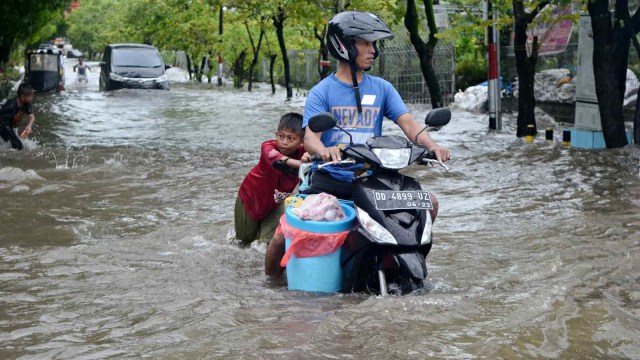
[327, 11, 393, 63]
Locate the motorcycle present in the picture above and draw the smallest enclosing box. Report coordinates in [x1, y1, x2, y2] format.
[305, 108, 451, 295]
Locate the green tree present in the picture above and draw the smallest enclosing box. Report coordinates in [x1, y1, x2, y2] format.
[442, 0, 575, 137]
[403, 0, 443, 108]
[67, 0, 114, 55]
[512, 0, 550, 137]
[587, 0, 640, 147]
[0, 0, 70, 64]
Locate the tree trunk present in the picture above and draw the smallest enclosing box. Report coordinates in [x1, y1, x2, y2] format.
[513, 2, 536, 137]
[514, 53, 537, 137]
[404, 0, 442, 108]
[314, 26, 329, 80]
[218, 6, 224, 87]
[269, 53, 277, 95]
[588, 0, 629, 148]
[233, 50, 247, 88]
[246, 22, 265, 92]
[186, 53, 193, 80]
[273, 7, 292, 99]
[512, 0, 549, 137]
[0, 37, 14, 65]
[208, 52, 213, 83]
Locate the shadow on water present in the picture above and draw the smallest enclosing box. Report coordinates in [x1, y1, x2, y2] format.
[1, 61, 639, 359]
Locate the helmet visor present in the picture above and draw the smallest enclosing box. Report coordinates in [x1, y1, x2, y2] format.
[357, 32, 394, 43]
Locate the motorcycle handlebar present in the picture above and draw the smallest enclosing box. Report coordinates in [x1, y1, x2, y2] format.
[423, 151, 437, 161]
[311, 150, 448, 170]
[420, 153, 449, 171]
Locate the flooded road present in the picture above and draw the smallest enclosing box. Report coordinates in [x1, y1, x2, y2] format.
[1, 62, 639, 359]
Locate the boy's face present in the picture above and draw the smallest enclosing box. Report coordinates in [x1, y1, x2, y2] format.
[275, 128, 303, 157]
[19, 93, 34, 104]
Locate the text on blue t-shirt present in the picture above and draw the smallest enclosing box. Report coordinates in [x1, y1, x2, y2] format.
[302, 74, 408, 146]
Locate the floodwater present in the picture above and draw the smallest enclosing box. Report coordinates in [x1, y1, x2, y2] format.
[1, 62, 639, 359]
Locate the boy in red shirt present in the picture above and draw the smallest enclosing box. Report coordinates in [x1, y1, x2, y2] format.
[235, 112, 309, 244]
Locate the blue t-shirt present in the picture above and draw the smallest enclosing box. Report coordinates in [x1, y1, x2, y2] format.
[303, 73, 408, 146]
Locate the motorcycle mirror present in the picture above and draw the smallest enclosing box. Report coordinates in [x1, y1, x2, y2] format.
[424, 108, 451, 127]
[307, 112, 337, 133]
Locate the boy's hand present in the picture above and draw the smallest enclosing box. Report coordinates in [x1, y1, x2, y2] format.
[20, 126, 32, 139]
[301, 152, 311, 163]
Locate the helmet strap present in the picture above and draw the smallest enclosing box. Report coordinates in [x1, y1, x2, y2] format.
[350, 62, 363, 114]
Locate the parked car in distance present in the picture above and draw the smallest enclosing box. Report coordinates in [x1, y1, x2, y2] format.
[99, 44, 170, 91]
[66, 49, 83, 58]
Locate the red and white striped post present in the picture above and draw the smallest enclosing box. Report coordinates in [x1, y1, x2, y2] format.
[217, 53, 223, 86]
[486, 0, 502, 130]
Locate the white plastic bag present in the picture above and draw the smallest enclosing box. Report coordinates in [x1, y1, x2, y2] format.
[291, 193, 345, 222]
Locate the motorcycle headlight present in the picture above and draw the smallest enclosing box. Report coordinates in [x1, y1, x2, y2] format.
[371, 148, 411, 169]
[158, 74, 168, 82]
[109, 73, 124, 81]
[356, 206, 397, 245]
[420, 211, 433, 244]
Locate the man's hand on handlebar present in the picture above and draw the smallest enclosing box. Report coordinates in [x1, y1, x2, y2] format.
[316, 146, 341, 163]
[431, 145, 451, 164]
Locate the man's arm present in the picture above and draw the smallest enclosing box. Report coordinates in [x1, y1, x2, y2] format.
[396, 113, 450, 163]
[275, 152, 310, 170]
[304, 128, 341, 162]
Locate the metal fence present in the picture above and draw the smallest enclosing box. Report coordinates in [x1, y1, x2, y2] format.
[501, 44, 579, 81]
[502, 43, 640, 81]
[255, 12, 456, 105]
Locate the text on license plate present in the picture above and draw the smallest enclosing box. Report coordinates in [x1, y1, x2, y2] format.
[372, 190, 433, 210]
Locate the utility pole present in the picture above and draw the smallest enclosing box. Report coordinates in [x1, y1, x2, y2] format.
[486, 0, 502, 130]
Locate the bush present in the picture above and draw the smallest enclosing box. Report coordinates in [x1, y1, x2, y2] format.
[455, 55, 487, 91]
[0, 66, 22, 101]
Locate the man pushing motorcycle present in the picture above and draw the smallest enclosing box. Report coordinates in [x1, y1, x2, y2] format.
[265, 11, 450, 276]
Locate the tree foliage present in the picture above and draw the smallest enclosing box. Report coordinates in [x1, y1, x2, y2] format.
[0, 0, 70, 64]
[67, 0, 399, 85]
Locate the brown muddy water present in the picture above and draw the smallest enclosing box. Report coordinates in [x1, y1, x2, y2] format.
[0, 62, 639, 359]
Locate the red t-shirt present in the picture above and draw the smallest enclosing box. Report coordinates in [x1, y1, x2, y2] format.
[239, 140, 305, 221]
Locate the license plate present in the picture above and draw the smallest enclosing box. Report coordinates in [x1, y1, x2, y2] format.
[372, 190, 433, 210]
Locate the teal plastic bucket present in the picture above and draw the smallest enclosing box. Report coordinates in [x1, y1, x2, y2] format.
[284, 203, 356, 292]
